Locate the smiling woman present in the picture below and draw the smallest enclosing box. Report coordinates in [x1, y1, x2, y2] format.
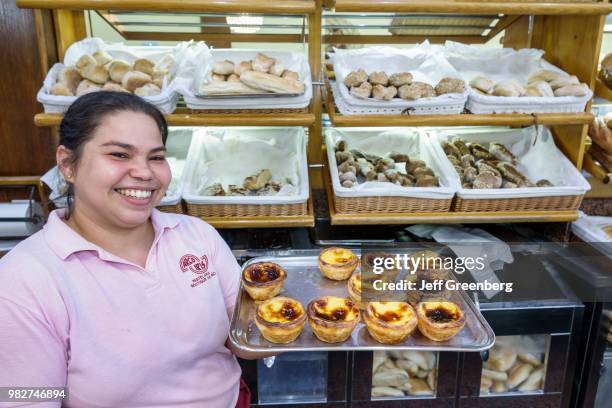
[0, 92, 256, 408]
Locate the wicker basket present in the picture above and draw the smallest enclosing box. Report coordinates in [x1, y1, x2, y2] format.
[333, 194, 453, 214]
[157, 202, 184, 214]
[186, 201, 307, 218]
[453, 194, 584, 213]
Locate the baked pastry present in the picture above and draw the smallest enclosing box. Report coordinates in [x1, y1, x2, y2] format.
[369, 71, 389, 86]
[389, 72, 413, 87]
[318, 247, 359, 280]
[493, 80, 525, 97]
[76, 54, 109, 84]
[212, 59, 235, 75]
[255, 296, 306, 343]
[269, 61, 285, 77]
[134, 83, 161, 97]
[416, 301, 465, 341]
[92, 50, 113, 66]
[234, 60, 252, 75]
[227, 74, 240, 82]
[549, 75, 579, 90]
[211, 73, 226, 82]
[435, 77, 466, 95]
[75, 79, 102, 96]
[50, 83, 73, 96]
[398, 81, 436, 100]
[200, 80, 262, 95]
[364, 301, 417, 344]
[121, 71, 152, 92]
[239, 70, 305, 94]
[281, 70, 299, 81]
[252, 53, 275, 73]
[525, 81, 554, 97]
[344, 69, 368, 87]
[347, 272, 365, 309]
[133, 58, 155, 76]
[57, 67, 81, 94]
[528, 69, 563, 83]
[102, 82, 129, 93]
[470, 76, 494, 94]
[350, 81, 372, 99]
[554, 84, 589, 97]
[307, 296, 360, 343]
[108, 60, 131, 83]
[242, 262, 286, 301]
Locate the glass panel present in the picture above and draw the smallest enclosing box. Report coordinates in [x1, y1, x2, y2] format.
[371, 350, 437, 399]
[257, 352, 328, 404]
[594, 351, 612, 408]
[480, 334, 549, 395]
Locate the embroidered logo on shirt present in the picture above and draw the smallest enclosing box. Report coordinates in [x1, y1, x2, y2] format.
[179, 254, 216, 288]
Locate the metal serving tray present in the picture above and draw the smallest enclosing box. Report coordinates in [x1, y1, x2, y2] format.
[230, 255, 496, 353]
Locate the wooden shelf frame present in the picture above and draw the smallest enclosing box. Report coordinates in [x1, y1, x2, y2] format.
[333, 1, 612, 15]
[34, 111, 316, 127]
[322, 164, 579, 225]
[16, 0, 316, 14]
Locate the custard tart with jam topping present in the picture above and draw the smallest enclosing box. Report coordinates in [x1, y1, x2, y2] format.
[242, 262, 286, 301]
[318, 247, 359, 281]
[364, 301, 418, 344]
[416, 300, 465, 342]
[255, 296, 306, 344]
[307, 296, 360, 343]
[347, 272, 364, 309]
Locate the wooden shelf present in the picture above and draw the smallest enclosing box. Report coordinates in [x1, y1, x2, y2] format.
[325, 93, 594, 127]
[334, 0, 612, 15]
[17, 0, 316, 14]
[34, 111, 316, 127]
[201, 198, 315, 229]
[322, 164, 579, 225]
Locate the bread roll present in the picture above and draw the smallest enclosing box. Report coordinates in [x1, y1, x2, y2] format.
[211, 74, 226, 82]
[76, 54, 109, 84]
[227, 74, 240, 82]
[517, 352, 541, 366]
[350, 81, 372, 99]
[389, 72, 413, 87]
[554, 84, 589, 97]
[76, 79, 102, 96]
[549, 75, 580, 90]
[252, 53, 275, 73]
[493, 80, 525, 97]
[282, 70, 299, 81]
[470, 76, 494, 94]
[239, 70, 305, 94]
[200, 80, 265, 95]
[234, 61, 252, 75]
[482, 368, 508, 382]
[50, 83, 73, 96]
[102, 82, 129, 93]
[213, 59, 235, 75]
[133, 58, 155, 76]
[525, 80, 554, 97]
[408, 378, 432, 396]
[488, 347, 517, 372]
[121, 71, 152, 92]
[154, 54, 175, 74]
[108, 60, 131, 83]
[92, 50, 113, 66]
[57, 67, 81, 94]
[528, 69, 564, 83]
[369, 71, 389, 86]
[134, 83, 161, 97]
[372, 368, 409, 387]
[371, 387, 404, 398]
[151, 70, 165, 88]
[507, 363, 533, 389]
[269, 61, 285, 76]
[372, 84, 397, 101]
[517, 367, 544, 392]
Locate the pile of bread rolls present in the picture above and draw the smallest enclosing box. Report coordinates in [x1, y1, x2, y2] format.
[372, 350, 437, 398]
[49, 50, 174, 98]
[334, 139, 440, 188]
[587, 114, 612, 172]
[343, 69, 465, 101]
[442, 137, 554, 189]
[481, 340, 545, 394]
[200, 53, 305, 95]
[470, 69, 589, 98]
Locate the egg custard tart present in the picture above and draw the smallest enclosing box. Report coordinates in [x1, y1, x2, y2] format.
[347, 272, 364, 309]
[255, 296, 306, 344]
[242, 262, 286, 301]
[318, 247, 359, 281]
[416, 301, 465, 342]
[364, 301, 418, 344]
[307, 296, 360, 343]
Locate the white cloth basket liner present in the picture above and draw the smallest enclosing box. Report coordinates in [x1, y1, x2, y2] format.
[443, 41, 593, 114]
[430, 125, 591, 199]
[325, 127, 458, 199]
[37, 38, 185, 114]
[176, 45, 312, 110]
[572, 213, 612, 257]
[159, 127, 196, 206]
[182, 127, 309, 205]
[331, 45, 468, 115]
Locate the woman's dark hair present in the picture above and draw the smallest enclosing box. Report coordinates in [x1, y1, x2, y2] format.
[58, 91, 168, 218]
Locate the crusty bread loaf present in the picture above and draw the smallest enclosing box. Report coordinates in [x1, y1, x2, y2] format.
[239, 70, 305, 94]
[200, 80, 265, 95]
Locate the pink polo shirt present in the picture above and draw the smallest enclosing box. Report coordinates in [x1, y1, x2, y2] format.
[0, 209, 242, 407]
